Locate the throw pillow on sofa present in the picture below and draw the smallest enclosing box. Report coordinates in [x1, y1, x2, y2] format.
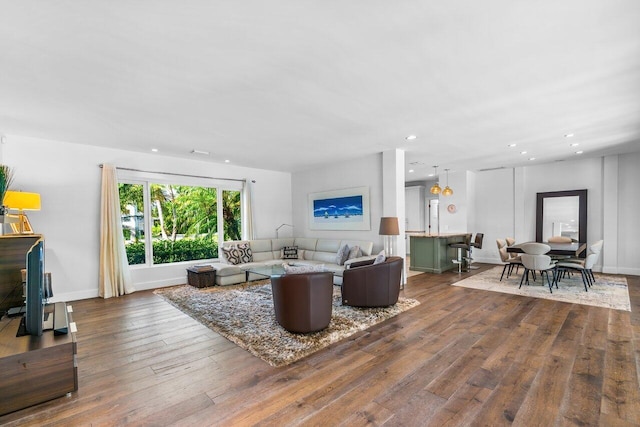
[373, 250, 386, 265]
[281, 246, 299, 260]
[222, 246, 242, 265]
[347, 245, 362, 260]
[283, 263, 326, 274]
[336, 244, 350, 266]
[237, 242, 253, 263]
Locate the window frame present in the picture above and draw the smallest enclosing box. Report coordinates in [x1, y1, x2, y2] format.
[117, 170, 243, 268]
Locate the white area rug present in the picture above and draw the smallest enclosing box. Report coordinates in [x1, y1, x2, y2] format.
[453, 266, 630, 311]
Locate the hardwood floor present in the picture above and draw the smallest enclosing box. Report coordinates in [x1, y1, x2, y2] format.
[2, 264, 639, 426]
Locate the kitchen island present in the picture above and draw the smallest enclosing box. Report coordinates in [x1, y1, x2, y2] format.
[409, 233, 469, 274]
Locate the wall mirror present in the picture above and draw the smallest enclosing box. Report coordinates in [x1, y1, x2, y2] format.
[536, 189, 587, 243]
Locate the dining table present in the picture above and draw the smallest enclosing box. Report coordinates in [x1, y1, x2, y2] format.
[507, 241, 587, 257]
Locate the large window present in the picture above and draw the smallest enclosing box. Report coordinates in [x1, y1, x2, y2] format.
[118, 175, 243, 266]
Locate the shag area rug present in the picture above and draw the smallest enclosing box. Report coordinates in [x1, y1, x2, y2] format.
[154, 281, 419, 367]
[453, 266, 630, 311]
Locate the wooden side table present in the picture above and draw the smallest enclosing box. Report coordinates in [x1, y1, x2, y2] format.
[186, 268, 216, 288]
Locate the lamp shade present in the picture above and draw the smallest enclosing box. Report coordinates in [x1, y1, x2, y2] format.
[3, 191, 41, 210]
[379, 217, 400, 235]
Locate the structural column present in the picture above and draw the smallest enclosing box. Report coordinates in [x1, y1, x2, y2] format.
[382, 149, 406, 283]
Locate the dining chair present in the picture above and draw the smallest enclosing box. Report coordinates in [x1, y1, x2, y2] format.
[547, 235, 573, 243]
[558, 240, 603, 286]
[496, 239, 521, 281]
[505, 237, 519, 259]
[555, 252, 599, 291]
[564, 240, 603, 265]
[519, 243, 557, 293]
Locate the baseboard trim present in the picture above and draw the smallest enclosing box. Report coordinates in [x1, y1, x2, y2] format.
[133, 276, 187, 291]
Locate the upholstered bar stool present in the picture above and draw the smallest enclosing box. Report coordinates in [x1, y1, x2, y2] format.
[450, 233, 472, 273]
[466, 233, 484, 269]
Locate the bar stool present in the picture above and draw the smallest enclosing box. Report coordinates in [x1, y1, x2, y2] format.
[450, 234, 472, 273]
[466, 233, 484, 269]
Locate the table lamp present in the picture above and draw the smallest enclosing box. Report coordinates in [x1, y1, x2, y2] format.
[3, 191, 41, 234]
[379, 217, 400, 257]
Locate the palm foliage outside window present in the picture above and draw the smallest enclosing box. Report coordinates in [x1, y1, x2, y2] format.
[118, 181, 242, 266]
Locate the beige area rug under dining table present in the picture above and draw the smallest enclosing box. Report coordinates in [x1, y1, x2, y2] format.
[452, 266, 630, 311]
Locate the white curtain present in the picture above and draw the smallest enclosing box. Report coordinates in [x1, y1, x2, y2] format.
[99, 164, 134, 298]
[242, 179, 256, 240]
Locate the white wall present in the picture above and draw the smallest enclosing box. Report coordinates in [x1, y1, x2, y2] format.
[291, 153, 385, 253]
[3, 135, 292, 301]
[472, 168, 515, 262]
[617, 151, 640, 275]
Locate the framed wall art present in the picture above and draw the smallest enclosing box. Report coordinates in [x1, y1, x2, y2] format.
[308, 186, 370, 231]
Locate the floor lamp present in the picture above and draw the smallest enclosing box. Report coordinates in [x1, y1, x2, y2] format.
[379, 217, 400, 257]
[3, 191, 41, 234]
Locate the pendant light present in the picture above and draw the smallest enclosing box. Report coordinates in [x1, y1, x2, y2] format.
[430, 166, 441, 195]
[442, 169, 453, 196]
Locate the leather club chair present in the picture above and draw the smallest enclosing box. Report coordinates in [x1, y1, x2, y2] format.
[341, 256, 403, 307]
[271, 271, 334, 333]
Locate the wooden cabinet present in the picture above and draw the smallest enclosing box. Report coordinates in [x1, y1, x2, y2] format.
[409, 234, 467, 273]
[0, 235, 78, 416]
[0, 235, 41, 314]
[0, 307, 78, 416]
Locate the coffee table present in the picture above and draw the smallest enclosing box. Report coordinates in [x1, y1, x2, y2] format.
[246, 265, 287, 280]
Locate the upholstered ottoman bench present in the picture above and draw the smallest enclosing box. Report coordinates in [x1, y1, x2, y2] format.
[209, 263, 246, 286]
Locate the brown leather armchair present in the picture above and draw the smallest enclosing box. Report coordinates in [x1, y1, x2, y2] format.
[341, 256, 403, 307]
[271, 271, 334, 333]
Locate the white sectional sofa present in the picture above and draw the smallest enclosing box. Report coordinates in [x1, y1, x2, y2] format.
[209, 237, 376, 286]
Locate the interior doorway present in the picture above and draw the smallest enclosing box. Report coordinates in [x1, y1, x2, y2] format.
[428, 199, 439, 235]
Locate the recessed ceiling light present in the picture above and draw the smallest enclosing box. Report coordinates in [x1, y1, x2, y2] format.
[575, 151, 583, 154]
[520, 151, 527, 155]
[151, 148, 158, 152]
[406, 135, 417, 140]
[508, 143, 517, 147]
[565, 133, 575, 138]
[428, 173, 434, 177]
[570, 143, 579, 147]
[529, 157, 536, 161]
[224, 159, 230, 163]
[408, 169, 414, 173]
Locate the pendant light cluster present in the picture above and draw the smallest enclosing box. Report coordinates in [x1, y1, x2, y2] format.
[430, 166, 453, 196]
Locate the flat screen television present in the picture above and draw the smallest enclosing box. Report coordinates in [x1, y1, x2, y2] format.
[24, 239, 45, 336]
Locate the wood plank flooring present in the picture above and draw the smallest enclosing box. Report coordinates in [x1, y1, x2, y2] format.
[1, 264, 638, 426]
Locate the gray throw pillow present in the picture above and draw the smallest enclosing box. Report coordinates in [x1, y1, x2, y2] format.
[336, 244, 350, 266]
[347, 245, 362, 260]
[373, 250, 386, 265]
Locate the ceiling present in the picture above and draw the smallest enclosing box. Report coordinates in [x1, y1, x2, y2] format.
[1, 1, 639, 181]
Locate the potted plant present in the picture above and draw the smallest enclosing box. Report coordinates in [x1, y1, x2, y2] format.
[0, 164, 14, 217]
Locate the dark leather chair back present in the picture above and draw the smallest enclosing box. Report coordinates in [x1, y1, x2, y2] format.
[271, 271, 334, 333]
[341, 256, 403, 307]
[472, 233, 484, 249]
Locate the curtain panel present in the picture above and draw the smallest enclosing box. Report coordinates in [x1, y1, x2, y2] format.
[99, 164, 134, 298]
